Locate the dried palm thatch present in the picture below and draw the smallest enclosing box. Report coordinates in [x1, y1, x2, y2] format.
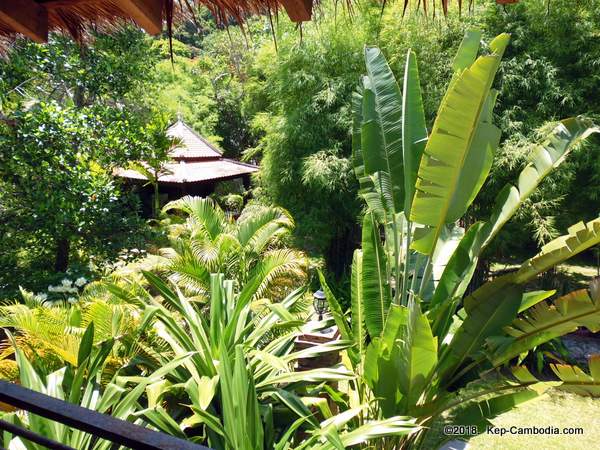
[0, 0, 314, 49]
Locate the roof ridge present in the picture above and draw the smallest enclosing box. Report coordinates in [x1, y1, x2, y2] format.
[221, 158, 259, 169]
[169, 120, 223, 158]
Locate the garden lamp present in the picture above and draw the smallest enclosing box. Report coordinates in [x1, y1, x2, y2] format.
[313, 289, 327, 321]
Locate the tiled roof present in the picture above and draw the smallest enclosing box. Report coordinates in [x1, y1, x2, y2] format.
[116, 120, 258, 185]
[116, 159, 258, 184]
[167, 121, 222, 160]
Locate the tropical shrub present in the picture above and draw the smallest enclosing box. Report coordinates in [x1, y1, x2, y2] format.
[100, 269, 421, 449]
[0, 324, 187, 449]
[0, 290, 152, 378]
[130, 272, 347, 447]
[320, 29, 600, 448]
[133, 196, 309, 301]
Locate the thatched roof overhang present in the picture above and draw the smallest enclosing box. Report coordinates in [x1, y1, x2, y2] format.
[0, 0, 313, 47]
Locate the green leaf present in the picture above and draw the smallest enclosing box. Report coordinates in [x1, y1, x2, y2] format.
[361, 212, 391, 337]
[382, 304, 408, 350]
[271, 389, 319, 428]
[257, 366, 354, 388]
[451, 386, 547, 433]
[402, 49, 427, 216]
[513, 361, 600, 397]
[398, 298, 438, 407]
[438, 274, 522, 382]
[514, 218, 600, 284]
[77, 322, 94, 367]
[318, 271, 353, 346]
[409, 33, 509, 254]
[362, 46, 405, 211]
[490, 289, 600, 366]
[462, 218, 600, 322]
[552, 356, 600, 397]
[479, 117, 600, 251]
[351, 250, 367, 357]
[431, 222, 484, 308]
[352, 82, 373, 196]
[139, 406, 188, 439]
[452, 30, 482, 71]
[518, 290, 555, 313]
[363, 337, 403, 417]
[431, 119, 598, 310]
[313, 416, 419, 449]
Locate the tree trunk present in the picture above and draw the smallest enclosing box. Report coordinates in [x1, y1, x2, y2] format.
[54, 238, 70, 272]
[153, 182, 160, 218]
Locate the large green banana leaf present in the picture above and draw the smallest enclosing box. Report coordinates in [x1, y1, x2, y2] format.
[351, 84, 372, 196]
[437, 274, 523, 382]
[449, 384, 550, 434]
[452, 30, 482, 72]
[481, 117, 599, 250]
[514, 358, 600, 397]
[398, 299, 437, 408]
[409, 34, 509, 254]
[361, 46, 405, 211]
[402, 49, 427, 216]
[515, 218, 600, 283]
[351, 249, 367, 357]
[438, 217, 600, 380]
[431, 118, 599, 307]
[362, 212, 392, 337]
[489, 288, 600, 366]
[461, 217, 600, 315]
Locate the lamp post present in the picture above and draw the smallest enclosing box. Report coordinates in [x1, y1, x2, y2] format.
[295, 288, 340, 372]
[313, 289, 327, 321]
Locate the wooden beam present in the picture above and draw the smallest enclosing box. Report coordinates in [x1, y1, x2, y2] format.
[0, 0, 48, 43]
[280, 0, 313, 22]
[120, 0, 164, 35]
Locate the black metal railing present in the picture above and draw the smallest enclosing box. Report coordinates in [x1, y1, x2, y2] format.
[0, 380, 210, 450]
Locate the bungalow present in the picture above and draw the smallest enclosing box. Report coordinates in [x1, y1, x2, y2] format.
[115, 120, 258, 214]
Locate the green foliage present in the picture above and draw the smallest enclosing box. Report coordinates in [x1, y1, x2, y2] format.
[0, 103, 145, 273]
[321, 30, 599, 449]
[0, 28, 169, 295]
[129, 196, 309, 300]
[0, 326, 186, 450]
[246, 13, 374, 265]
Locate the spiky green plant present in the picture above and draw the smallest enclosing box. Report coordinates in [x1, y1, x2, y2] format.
[0, 324, 189, 449]
[117, 271, 419, 449]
